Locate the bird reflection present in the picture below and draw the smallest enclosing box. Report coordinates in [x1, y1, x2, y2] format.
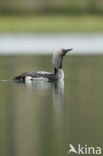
[52, 80, 64, 156]
[52, 80, 64, 128]
[26, 79, 64, 132]
[25, 80, 64, 101]
[25, 80, 51, 95]
[53, 79, 64, 105]
[13, 80, 64, 156]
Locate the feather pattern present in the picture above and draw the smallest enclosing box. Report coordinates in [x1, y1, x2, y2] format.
[13, 48, 72, 82]
[13, 71, 58, 82]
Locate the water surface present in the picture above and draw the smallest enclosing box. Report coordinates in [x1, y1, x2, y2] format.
[0, 55, 103, 156]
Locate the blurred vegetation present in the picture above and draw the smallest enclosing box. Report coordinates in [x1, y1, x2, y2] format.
[0, 15, 103, 32]
[0, 0, 103, 32]
[0, 0, 103, 15]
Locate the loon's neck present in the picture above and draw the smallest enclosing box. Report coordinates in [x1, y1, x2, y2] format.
[54, 68, 64, 80]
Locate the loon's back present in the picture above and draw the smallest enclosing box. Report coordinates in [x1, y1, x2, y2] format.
[13, 48, 72, 82]
[13, 71, 57, 82]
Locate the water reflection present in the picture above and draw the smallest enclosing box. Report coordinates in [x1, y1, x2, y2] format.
[25, 81, 51, 95]
[25, 79, 64, 102]
[1, 55, 103, 156]
[53, 80, 64, 156]
[53, 80, 64, 104]
[17, 79, 64, 156]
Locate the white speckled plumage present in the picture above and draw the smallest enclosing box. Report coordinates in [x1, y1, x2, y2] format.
[36, 71, 52, 74]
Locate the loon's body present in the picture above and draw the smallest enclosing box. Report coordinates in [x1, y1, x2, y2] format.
[13, 48, 72, 82]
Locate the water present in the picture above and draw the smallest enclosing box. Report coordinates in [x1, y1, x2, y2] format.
[0, 54, 103, 156]
[0, 33, 103, 54]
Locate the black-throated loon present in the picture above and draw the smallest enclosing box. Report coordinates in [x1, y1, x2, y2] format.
[13, 48, 72, 82]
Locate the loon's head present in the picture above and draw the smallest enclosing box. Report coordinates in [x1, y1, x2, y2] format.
[53, 48, 72, 70]
[53, 48, 72, 79]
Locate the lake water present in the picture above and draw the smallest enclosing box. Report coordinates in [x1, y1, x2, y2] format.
[0, 33, 103, 54]
[0, 54, 103, 156]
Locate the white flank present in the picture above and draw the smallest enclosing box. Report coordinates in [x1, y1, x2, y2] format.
[25, 76, 48, 82]
[25, 76, 32, 81]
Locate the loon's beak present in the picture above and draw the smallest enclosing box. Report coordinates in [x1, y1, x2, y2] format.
[63, 48, 72, 56]
[65, 48, 73, 53]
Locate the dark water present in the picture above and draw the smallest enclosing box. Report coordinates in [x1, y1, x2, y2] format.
[0, 55, 103, 156]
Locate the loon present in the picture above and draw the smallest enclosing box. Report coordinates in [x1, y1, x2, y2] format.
[13, 48, 72, 82]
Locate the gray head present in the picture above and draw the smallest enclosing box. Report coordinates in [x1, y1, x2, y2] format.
[53, 48, 72, 72]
